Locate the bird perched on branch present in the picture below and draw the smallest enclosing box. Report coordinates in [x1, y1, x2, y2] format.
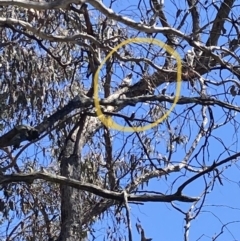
[185, 49, 195, 67]
[0, 125, 39, 149]
[120, 73, 133, 87]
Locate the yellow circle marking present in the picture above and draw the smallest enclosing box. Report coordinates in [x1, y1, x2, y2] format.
[94, 38, 182, 132]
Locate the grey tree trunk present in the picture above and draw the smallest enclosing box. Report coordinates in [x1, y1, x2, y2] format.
[58, 132, 85, 241]
[57, 117, 102, 241]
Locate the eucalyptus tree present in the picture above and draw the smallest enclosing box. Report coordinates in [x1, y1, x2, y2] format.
[0, 0, 240, 241]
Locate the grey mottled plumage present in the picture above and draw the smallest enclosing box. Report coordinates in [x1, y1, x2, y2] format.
[186, 49, 195, 67]
[120, 73, 133, 87]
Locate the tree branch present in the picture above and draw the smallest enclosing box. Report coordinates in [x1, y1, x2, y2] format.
[0, 172, 198, 203]
[206, 0, 234, 46]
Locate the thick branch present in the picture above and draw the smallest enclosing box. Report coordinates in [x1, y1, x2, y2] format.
[206, 0, 234, 46]
[0, 0, 80, 9]
[187, 0, 200, 41]
[1, 91, 238, 148]
[0, 172, 198, 203]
